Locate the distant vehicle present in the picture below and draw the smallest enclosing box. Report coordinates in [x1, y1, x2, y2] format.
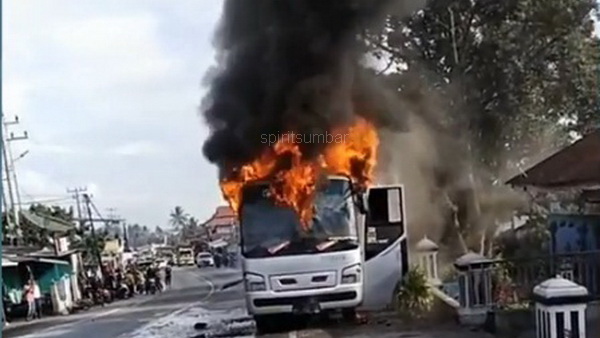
[177, 247, 195, 266]
[196, 252, 215, 268]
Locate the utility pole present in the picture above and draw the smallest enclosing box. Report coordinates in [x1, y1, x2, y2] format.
[1, 183, 9, 214]
[68, 187, 87, 230]
[3, 115, 29, 225]
[1, 126, 19, 242]
[105, 207, 119, 237]
[83, 193, 103, 273]
[106, 208, 117, 226]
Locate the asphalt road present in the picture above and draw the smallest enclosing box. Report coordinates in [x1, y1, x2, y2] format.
[128, 275, 493, 338]
[3, 267, 241, 338]
[5, 267, 495, 338]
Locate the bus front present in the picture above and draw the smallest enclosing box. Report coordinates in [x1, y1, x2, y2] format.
[240, 176, 363, 320]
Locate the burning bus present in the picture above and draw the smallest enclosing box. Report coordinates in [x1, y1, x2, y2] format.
[218, 118, 408, 329]
[199, 0, 416, 330]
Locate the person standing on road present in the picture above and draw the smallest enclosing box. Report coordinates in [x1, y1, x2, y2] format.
[23, 280, 36, 321]
[165, 266, 172, 288]
[33, 280, 43, 319]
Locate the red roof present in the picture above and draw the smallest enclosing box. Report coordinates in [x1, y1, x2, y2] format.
[507, 130, 600, 188]
[204, 206, 237, 228]
[214, 206, 235, 218]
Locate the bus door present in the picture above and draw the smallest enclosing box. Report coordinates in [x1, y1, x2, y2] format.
[360, 185, 408, 311]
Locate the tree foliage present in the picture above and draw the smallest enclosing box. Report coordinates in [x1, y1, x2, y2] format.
[371, 0, 599, 164]
[365, 0, 599, 254]
[169, 206, 189, 230]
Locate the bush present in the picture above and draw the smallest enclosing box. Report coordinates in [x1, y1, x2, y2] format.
[395, 266, 434, 319]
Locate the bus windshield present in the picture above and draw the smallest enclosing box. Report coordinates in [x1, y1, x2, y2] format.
[240, 178, 358, 258]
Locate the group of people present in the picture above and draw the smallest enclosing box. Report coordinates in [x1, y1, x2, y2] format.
[82, 262, 173, 305]
[23, 279, 43, 321]
[2, 277, 43, 324]
[1, 267, 44, 327]
[0, 262, 175, 326]
[212, 249, 236, 268]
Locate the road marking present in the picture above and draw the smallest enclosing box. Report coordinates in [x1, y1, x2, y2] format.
[91, 308, 121, 320]
[195, 272, 216, 302]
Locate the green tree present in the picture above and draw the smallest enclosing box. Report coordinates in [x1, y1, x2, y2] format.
[365, 0, 599, 254]
[169, 206, 189, 231]
[369, 0, 599, 165]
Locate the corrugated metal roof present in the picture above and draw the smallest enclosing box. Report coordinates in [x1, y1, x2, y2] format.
[2, 258, 18, 267]
[7, 256, 69, 265]
[20, 210, 75, 233]
[507, 130, 600, 188]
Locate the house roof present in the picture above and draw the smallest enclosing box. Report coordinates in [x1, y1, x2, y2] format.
[204, 206, 237, 228]
[215, 206, 235, 218]
[506, 130, 600, 188]
[3, 246, 41, 256]
[21, 210, 75, 233]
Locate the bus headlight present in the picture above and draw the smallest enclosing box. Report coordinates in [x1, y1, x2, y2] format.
[341, 264, 361, 284]
[244, 273, 266, 292]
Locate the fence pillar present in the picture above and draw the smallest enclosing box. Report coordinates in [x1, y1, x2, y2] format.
[415, 236, 441, 287]
[533, 275, 589, 338]
[454, 252, 494, 326]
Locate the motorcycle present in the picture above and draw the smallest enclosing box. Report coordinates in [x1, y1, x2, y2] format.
[115, 283, 130, 299]
[146, 278, 158, 295]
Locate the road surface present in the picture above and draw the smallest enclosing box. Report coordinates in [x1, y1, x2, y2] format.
[3, 267, 241, 338]
[5, 267, 494, 338]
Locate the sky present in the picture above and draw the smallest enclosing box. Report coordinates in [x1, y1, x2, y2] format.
[3, 0, 225, 227]
[3, 1, 599, 230]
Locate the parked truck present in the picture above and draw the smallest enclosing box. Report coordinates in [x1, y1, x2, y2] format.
[238, 175, 408, 332]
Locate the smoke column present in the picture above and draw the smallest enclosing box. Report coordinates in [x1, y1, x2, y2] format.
[201, 0, 410, 176]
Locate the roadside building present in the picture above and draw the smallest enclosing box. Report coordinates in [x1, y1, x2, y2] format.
[2, 210, 83, 318]
[101, 238, 125, 269]
[507, 129, 600, 253]
[203, 206, 238, 243]
[506, 129, 600, 299]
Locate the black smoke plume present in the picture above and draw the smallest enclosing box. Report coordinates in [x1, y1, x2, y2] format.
[201, 0, 404, 176]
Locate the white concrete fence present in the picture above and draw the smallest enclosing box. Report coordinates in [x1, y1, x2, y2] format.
[533, 275, 589, 338]
[413, 236, 591, 337]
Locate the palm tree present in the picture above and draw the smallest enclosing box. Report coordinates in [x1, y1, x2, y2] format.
[188, 217, 199, 231]
[169, 206, 189, 231]
[169, 206, 190, 243]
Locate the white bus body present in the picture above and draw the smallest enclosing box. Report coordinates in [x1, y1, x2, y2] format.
[239, 177, 408, 321]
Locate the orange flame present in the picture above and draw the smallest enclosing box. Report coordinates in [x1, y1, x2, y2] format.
[220, 117, 379, 230]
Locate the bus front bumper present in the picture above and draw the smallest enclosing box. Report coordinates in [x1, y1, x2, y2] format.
[245, 284, 363, 315]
